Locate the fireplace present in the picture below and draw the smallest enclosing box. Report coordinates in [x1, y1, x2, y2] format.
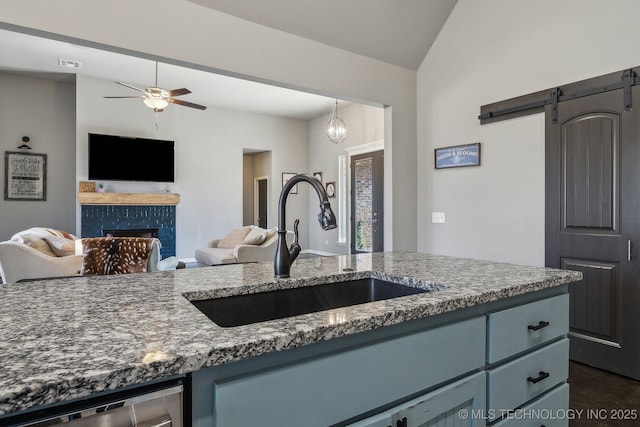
[103, 228, 159, 238]
[81, 205, 176, 258]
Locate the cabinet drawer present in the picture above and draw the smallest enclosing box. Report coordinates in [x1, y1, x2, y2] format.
[214, 317, 486, 427]
[492, 383, 569, 427]
[487, 294, 568, 363]
[487, 339, 568, 420]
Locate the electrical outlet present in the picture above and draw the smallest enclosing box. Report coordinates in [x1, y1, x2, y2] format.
[432, 212, 445, 223]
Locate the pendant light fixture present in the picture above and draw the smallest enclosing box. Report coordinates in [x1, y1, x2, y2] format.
[326, 99, 346, 144]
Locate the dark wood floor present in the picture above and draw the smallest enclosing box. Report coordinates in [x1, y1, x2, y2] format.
[569, 361, 640, 426]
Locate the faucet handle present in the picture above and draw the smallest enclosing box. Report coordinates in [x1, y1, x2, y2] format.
[292, 219, 300, 245]
[288, 219, 301, 263]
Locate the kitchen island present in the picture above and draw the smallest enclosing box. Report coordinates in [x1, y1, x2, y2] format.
[0, 252, 581, 426]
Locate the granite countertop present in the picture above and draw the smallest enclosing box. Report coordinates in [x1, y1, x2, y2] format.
[0, 251, 581, 416]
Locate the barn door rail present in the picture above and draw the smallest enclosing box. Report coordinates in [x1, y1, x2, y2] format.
[479, 68, 640, 125]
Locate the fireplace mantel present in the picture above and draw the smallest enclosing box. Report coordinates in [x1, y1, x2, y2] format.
[77, 192, 180, 206]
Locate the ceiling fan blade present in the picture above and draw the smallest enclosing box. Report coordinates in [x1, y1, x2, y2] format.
[115, 81, 149, 94]
[103, 96, 145, 99]
[166, 88, 191, 97]
[168, 98, 207, 110]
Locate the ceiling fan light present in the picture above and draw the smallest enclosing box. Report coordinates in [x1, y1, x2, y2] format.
[143, 97, 169, 110]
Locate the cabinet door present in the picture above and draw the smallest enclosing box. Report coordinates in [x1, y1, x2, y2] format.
[213, 317, 485, 427]
[349, 372, 486, 427]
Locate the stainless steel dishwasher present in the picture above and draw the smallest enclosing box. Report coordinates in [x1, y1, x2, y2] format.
[9, 379, 185, 427]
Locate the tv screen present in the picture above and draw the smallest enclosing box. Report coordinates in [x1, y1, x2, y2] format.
[88, 133, 175, 183]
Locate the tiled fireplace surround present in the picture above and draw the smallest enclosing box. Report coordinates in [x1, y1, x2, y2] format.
[81, 205, 176, 258]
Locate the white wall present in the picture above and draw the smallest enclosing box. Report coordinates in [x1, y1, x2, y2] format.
[0, 72, 76, 240]
[76, 74, 309, 258]
[0, 0, 418, 252]
[417, 0, 640, 266]
[179, 107, 309, 255]
[307, 103, 384, 254]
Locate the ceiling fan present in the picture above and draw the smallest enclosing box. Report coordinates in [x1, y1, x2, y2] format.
[104, 62, 207, 112]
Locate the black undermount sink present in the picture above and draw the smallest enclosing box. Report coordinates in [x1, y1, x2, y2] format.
[190, 278, 431, 327]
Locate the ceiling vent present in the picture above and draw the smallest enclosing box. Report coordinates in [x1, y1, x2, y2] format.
[58, 58, 82, 69]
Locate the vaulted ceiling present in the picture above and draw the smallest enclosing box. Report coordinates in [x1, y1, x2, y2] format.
[189, 0, 458, 70]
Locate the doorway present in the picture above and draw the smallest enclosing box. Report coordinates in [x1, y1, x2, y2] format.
[242, 150, 272, 227]
[254, 177, 268, 228]
[350, 150, 384, 254]
[546, 87, 640, 380]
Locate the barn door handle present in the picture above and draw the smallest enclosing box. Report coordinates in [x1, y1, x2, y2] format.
[628, 240, 632, 261]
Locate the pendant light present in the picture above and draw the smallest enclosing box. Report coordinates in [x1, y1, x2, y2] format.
[326, 99, 346, 144]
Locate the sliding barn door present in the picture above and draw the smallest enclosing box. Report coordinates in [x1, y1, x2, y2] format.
[546, 88, 640, 379]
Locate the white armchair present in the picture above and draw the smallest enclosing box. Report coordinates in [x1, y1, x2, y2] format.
[0, 241, 82, 284]
[195, 226, 289, 266]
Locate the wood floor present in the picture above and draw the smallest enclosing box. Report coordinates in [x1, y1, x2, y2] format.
[569, 361, 640, 426]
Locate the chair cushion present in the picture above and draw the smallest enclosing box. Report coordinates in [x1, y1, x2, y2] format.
[195, 247, 236, 265]
[217, 226, 251, 249]
[242, 226, 268, 246]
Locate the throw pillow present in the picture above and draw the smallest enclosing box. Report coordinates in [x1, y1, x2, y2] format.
[266, 227, 278, 239]
[19, 235, 57, 257]
[217, 226, 251, 249]
[241, 226, 267, 246]
[11, 227, 78, 257]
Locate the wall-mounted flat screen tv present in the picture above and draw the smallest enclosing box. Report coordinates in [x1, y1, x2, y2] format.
[88, 133, 175, 183]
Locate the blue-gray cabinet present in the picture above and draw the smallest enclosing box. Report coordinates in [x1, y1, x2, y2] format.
[191, 288, 570, 427]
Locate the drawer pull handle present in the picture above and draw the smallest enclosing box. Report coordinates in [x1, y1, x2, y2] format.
[528, 321, 550, 331]
[527, 371, 550, 384]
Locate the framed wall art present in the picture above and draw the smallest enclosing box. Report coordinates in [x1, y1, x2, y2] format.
[4, 151, 47, 201]
[313, 171, 323, 183]
[325, 181, 336, 198]
[434, 143, 481, 169]
[282, 172, 298, 194]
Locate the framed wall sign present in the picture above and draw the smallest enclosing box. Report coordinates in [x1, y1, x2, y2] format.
[4, 151, 47, 201]
[282, 172, 298, 194]
[79, 181, 96, 192]
[434, 143, 481, 169]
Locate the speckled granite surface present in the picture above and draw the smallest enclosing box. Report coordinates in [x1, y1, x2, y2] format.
[0, 251, 581, 416]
